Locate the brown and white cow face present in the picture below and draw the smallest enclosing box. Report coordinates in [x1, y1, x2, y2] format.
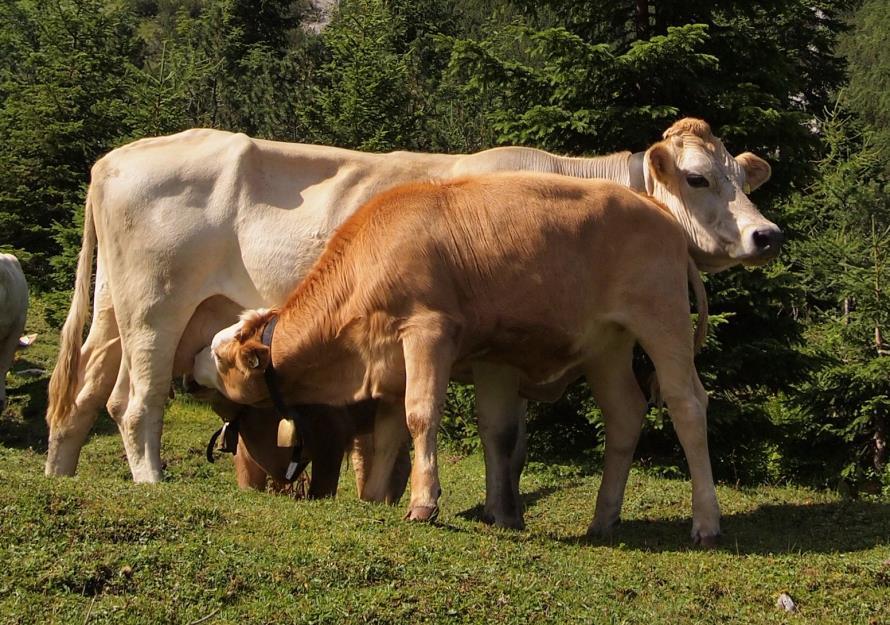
[644, 119, 782, 272]
[193, 313, 272, 406]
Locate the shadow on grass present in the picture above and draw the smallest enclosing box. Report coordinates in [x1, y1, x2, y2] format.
[0, 357, 117, 452]
[552, 500, 890, 555]
[456, 484, 564, 524]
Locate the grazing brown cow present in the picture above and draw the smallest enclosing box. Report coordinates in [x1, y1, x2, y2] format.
[194, 169, 731, 542]
[208, 397, 409, 500]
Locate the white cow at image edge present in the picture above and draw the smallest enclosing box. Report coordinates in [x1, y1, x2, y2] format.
[1, 253, 30, 413]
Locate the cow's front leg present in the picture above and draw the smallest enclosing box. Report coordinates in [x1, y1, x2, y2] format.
[474, 362, 525, 529]
[304, 405, 351, 498]
[401, 330, 456, 522]
[234, 435, 270, 490]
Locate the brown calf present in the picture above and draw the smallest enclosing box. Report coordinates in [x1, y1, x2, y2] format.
[197, 172, 721, 542]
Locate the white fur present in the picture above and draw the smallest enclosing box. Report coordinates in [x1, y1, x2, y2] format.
[0, 254, 28, 413]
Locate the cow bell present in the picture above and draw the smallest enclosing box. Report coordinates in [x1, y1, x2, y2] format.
[277, 418, 298, 447]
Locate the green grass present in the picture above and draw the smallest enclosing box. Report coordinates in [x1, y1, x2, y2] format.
[1, 305, 888, 624]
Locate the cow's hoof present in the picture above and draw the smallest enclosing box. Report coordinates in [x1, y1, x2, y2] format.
[693, 532, 720, 548]
[405, 505, 439, 522]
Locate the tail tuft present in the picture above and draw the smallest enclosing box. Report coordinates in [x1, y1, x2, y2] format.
[46, 188, 96, 431]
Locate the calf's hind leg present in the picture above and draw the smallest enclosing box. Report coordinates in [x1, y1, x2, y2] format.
[634, 318, 719, 545]
[584, 333, 647, 537]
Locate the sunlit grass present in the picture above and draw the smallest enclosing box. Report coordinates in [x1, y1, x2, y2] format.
[1, 303, 888, 623]
[1, 396, 888, 624]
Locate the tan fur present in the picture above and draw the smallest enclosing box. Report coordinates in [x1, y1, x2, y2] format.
[663, 117, 714, 141]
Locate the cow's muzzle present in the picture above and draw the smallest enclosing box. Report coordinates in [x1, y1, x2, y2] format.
[750, 226, 784, 261]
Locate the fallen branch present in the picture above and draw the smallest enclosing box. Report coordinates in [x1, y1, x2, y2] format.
[186, 608, 220, 625]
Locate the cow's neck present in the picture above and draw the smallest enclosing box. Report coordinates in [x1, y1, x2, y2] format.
[537, 150, 646, 190]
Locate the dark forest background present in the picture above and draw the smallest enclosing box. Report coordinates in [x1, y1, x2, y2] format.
[1, 0, 887, 493]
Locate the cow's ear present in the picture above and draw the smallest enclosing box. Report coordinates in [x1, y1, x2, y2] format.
[735, 152, 771, 192]
[237, 341, 270, 372]
[644, 143, 676, 194]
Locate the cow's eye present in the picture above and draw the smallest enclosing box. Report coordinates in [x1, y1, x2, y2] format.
[686, 174, 709, 188]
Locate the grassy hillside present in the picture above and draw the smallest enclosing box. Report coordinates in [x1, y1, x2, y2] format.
[1, 306, 888, 624]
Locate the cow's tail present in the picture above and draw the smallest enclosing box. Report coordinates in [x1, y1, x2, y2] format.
[46, 186, 96, 431]
[688, 256, 709, 354]
[648, 256, 709, 409]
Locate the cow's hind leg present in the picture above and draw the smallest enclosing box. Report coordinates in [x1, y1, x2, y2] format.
[584, 332, 647, 538]
[474, 362, 525, 529]
[46, 287, 121, 476]
[114, 299, 198, 483]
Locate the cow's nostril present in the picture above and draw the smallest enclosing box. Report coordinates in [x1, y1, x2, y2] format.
[752, 228, 784, 251]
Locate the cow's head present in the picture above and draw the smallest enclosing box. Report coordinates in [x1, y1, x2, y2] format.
[645, 118, 782, 272]
[193, 310, 274, 405]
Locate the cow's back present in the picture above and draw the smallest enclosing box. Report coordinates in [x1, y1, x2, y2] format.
[91, 130, 466, 306]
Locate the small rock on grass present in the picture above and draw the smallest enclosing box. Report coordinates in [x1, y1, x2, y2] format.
[776, 592, 797, 613]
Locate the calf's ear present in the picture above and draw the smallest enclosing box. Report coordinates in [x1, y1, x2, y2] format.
[644, 143, 676, 195]
[237, 341, 271, 372]
[735, 152, 771, 192]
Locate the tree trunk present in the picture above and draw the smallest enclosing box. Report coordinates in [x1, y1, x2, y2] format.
[635, 0, 650, 39]
[873, 417, 887, 472]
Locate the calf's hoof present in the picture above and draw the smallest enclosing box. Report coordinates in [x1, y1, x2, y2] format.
[495, 516, 525, 531]
[586, 517, 619, 540]
[405, 505, 440, 522]
[693, 531, 721, 549]
[482, 509, 525, 530]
